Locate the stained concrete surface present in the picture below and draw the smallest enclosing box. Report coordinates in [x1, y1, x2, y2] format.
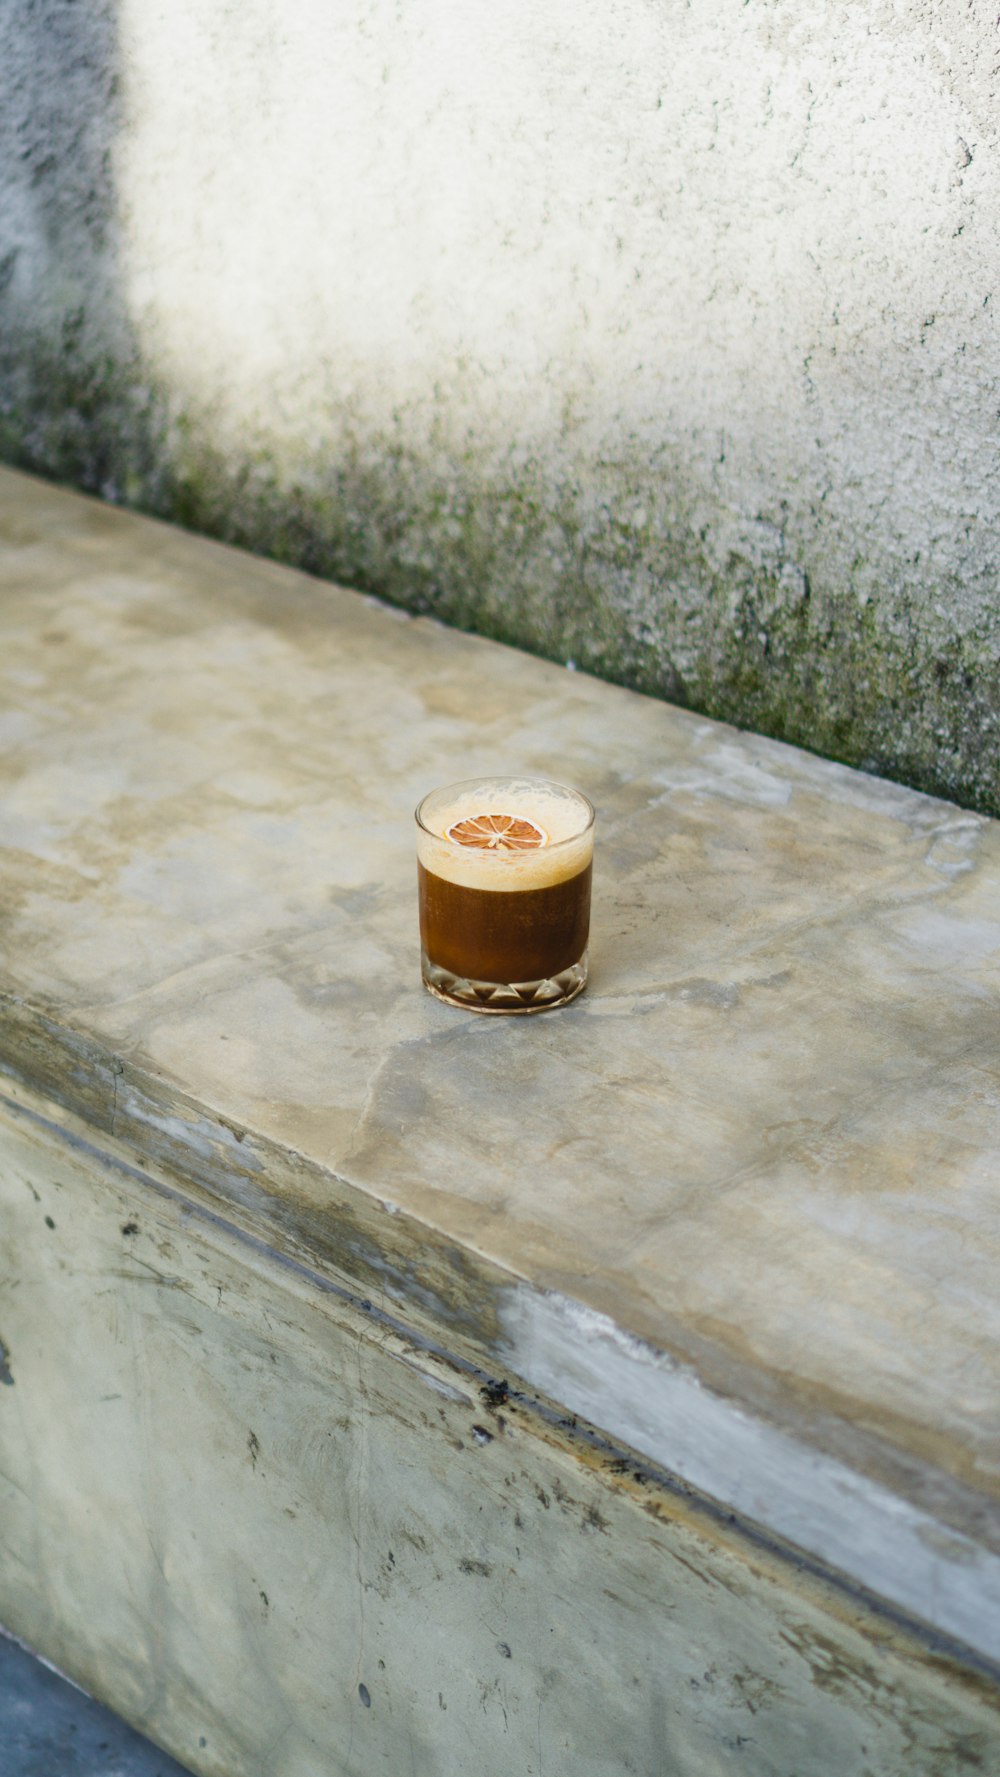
[0, 1631, 193, 1776]
[1, 468, 999, 1670]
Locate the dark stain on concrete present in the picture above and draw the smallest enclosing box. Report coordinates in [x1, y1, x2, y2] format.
[0, 999, 505, 1359]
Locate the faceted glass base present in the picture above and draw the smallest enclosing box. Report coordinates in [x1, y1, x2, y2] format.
[421, 949, 588, 1014]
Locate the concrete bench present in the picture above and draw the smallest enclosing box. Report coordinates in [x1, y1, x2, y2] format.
[1, 466, 998, 1775]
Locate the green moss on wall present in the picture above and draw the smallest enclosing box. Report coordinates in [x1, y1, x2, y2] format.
[2, 325, 998, 818]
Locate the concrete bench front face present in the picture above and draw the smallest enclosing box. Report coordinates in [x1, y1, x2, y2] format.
[1, 468, 999, 1773]
[2, 1084, 997, 1777]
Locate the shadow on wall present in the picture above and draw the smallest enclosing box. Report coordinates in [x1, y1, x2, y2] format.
[0, 0, 151, 497]
[0, 1, 998, 819]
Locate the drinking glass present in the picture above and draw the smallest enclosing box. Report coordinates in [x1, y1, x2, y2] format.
[415, 776, 594, 1013]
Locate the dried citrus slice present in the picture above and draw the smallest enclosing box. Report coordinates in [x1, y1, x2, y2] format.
[446, 811, 548, 850]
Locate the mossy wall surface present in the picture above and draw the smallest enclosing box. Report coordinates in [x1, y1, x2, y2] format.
[1, 0, 998, 812]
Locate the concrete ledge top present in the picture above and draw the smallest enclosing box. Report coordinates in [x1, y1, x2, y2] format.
[2, 468, 1000, 1663]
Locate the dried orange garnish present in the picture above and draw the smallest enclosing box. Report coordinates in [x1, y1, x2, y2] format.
[446, 812, 548, 850]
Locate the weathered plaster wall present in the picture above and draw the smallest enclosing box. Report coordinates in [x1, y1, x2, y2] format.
[1, 0, 998, 810]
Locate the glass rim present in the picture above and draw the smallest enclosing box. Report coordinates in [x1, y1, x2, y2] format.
[414, 775, 595, 849]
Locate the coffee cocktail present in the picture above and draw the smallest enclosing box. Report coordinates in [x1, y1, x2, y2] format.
[415, 777, 594, 1012]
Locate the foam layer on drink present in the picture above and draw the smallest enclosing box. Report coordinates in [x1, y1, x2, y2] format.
[416, 777, 594, 891]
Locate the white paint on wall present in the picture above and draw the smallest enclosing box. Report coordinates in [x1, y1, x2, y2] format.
[112, 0, 997, 601]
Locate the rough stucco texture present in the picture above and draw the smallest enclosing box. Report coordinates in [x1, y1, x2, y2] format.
[0, 0, 998, 812]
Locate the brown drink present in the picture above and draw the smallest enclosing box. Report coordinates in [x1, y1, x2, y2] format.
[415, 778, 595, 1013]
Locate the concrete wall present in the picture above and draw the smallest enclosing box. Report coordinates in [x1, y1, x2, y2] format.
[1, 0, 998, 813]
